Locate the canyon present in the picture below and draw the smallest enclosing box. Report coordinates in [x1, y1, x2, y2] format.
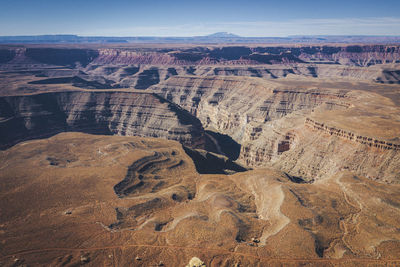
[0, 44, 399, 266]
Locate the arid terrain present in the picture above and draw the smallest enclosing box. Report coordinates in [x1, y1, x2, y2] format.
[0, 44, 400, 266]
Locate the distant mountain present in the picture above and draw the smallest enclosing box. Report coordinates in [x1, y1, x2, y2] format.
[205, 32, 241, 38]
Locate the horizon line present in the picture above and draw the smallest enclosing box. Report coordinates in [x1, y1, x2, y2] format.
[2, 34, 400, 38]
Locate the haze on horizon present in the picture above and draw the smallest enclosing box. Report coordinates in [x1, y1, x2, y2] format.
[1, 0, 400, 37]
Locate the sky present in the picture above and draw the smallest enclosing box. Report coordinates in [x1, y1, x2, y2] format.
[1, 0, 400, 36]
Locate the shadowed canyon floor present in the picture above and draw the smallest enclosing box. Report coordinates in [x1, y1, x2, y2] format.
[0, 44, 400, 266]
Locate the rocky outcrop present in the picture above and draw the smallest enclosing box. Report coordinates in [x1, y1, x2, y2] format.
[0, 91, 205, 150]
[186, 257, 206, 267]
[305, 118, 400, 150]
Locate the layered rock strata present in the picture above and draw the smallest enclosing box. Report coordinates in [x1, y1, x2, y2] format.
[2, 46, 400, 88]
[2, 45, 400, 67]
[0, 91, 205, 150]
[151, 76, 400, 183]
[305, 118, 400, 151]
[70, 46, 400, 66]
[151, 75, 350, 151]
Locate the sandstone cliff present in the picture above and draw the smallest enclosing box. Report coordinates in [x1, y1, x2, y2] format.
[151, 76, 349, 143]
[1, 45, 400, 67]
[0, 91, 205, 150]
[305, 118, 400, 151]
[84, 64, 394, 88]
[150, 76, 400, 183]
[93, 45, 400, 66]
[2, 46, 400, 89]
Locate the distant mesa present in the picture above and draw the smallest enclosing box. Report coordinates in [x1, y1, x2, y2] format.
[205, 32, 241, 38]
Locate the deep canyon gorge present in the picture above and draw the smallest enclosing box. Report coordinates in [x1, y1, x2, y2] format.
[0, 44, 399, 266]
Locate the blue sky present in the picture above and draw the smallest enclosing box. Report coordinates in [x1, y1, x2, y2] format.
[1, 0, 400, 36]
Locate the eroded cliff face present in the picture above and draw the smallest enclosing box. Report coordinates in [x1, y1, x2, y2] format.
[2, 46, 400, 89]
[0, 91, 205, 150]
[305, 118, 400, 151]
[2, 45, 400, 67]
[1, 45, 399, 184]
[295, 45, 400, 66]
[150, 75, 400, 183]
[151, 76, 349, 144]
[79, 64, 400, 90]
[273, 123, 400, 183]
[92, 45, 400, 66]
